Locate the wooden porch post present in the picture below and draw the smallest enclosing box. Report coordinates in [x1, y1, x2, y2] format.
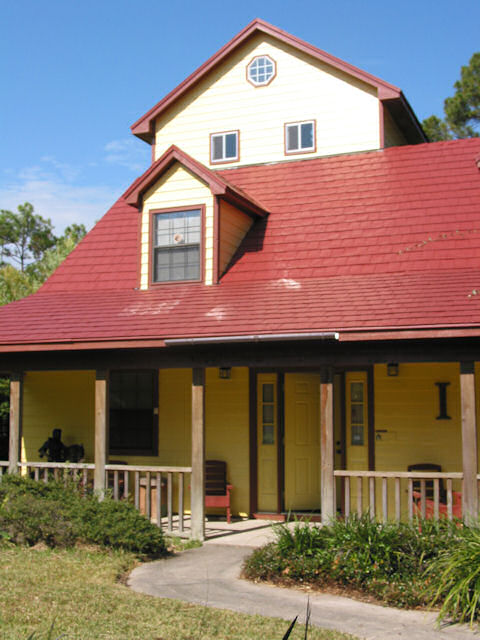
[191, 368, 205, 541]
[460, 362, 478, 525]
[94, 370, 109, 497]
[321, 369, 335, 524]
[8, 373, 23, 474]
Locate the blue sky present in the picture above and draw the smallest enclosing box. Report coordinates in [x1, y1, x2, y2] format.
[1, 0, 479, 233]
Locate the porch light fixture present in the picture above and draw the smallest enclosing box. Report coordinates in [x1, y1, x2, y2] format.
[219, 367, 231, 379]
[387, 362, 399, 377]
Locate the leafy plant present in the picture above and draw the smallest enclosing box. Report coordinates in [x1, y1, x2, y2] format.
[244, 515, 460, 608]
[0, 474, 166, 556]
[429, 524, 480, 624]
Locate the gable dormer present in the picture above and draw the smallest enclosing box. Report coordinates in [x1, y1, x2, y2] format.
[132, 20, 425, 168]
[124, 146, 267, 289]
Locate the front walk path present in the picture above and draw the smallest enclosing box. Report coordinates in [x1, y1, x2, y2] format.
[129, 520, 477, 640]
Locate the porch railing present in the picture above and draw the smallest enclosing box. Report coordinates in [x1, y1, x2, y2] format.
[334, 471, 464, 521]
[12, 462, 192, 537]
[0, 461, 8, 477]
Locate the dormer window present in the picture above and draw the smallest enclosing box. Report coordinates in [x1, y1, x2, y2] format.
[210, 131, 239, 164]
[247, 55, 276, 86]
[152, 208, 201, 283]
[285, 120, 316, 154]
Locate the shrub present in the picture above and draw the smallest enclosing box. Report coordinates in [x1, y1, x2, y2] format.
[244, 515, 460, 608]
[429, 524, 480, 624]
[0, 474, 166, 556]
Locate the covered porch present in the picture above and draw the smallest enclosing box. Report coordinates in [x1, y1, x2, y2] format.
[2, 336, 480, 539]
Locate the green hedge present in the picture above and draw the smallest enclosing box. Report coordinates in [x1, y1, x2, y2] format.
[0, 474, 166, 556]
[244, 515, 461, 609]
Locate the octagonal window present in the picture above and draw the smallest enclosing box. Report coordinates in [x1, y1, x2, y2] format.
[247, 55, 276, 87]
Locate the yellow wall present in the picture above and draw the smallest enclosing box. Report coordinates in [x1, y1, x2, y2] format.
[141, 163, 215, 287]
[374, 362, 462, 474]
[21, 371, 95, 463]
[219, 201, 253, 276]
[383, 107, 407, 147]
[121, 367, 250, 516]
[205, 367, 250, 516]
[373, 362, 462, 518]
[154, 33, 380, 168]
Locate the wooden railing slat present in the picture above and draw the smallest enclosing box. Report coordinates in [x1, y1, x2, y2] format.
[447, 478, 453, 520]
[167, 472, 173, 532]
[156, 473, 162, 528]
[382, 478, 388, 521]
[146, 472, 151, 519]
[395, 478, 401, 521]
[178, 473, 184, 534]
[345, 476, 350, 518]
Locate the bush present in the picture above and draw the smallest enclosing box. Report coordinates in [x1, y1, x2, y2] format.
[244, 515, 460, 608]
[0, 474, 166, 556]
[429, 524, 480, 624]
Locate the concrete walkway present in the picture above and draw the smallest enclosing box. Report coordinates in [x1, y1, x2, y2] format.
[129, 521, 477, 640]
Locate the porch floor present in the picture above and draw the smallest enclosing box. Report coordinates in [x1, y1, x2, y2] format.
[158, 515, 300, 546]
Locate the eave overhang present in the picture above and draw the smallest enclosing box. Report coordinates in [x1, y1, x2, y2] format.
[123, 145, 269, 218]
[131, 18, 414, 144]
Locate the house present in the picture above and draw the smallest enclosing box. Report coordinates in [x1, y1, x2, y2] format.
[1, 19, 480, 539]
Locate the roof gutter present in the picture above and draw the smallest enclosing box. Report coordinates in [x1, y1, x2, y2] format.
[164, 331, 340, 346]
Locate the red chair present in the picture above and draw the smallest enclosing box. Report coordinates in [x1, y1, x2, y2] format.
[412, 490, 462, 519]
[205, 460, 233, 523]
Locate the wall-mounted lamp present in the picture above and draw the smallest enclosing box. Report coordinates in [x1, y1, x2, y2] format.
[387, 362, 399, 377]
[219, 367, 231, 379]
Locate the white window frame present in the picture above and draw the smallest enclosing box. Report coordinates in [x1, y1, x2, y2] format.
[247, 55, 276, 87]
[210, 130, 239, 164]
[285, 120, 316, 154]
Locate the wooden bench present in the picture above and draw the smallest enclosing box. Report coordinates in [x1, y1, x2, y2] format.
[205, 460, 233, 523]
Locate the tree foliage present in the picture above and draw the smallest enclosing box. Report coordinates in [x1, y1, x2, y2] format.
[0, 202, 56, 272]
[0, 203, 87, 306]
[422, 52, 480, 141]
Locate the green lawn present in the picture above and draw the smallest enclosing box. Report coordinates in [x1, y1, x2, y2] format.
[0, 545, 358, 640]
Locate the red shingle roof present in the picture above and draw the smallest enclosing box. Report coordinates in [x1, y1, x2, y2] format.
[1, 138, 480, 349]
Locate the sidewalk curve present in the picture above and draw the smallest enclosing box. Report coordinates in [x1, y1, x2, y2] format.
[128, 544, 477, 640]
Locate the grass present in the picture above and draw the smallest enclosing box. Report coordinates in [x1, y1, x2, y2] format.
[0, 545, 358, 640]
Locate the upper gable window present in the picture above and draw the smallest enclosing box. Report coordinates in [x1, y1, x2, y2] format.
[210, 131, 239, 164]
[152, 208, 201, 283]
[285, 121, 316, 154]
[247, 55, 276, 87]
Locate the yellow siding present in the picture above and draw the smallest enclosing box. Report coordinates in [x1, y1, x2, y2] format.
[374, 363, 462, 518]
[206, 367, 250, 517]
[384, 107, 407, 147]
[21, 371, 95, 462]
[154, 33, 380, 168]
[219, 201, 253, 276]
[122, 367, 250, 516]
[374, 363, 462, 474]
[141, 164, 214, 287]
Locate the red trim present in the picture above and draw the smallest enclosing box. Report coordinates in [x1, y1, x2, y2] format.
[131, 19, 404, 142]
[213, 197, 220, 284]
[252, 512, 285, 521]
[123, 145, 268, 218]
[148, 205, 205, 287]
[0, 339, 168, 352]
[379, 101, 385, 149]
[136, 204, 142, 289]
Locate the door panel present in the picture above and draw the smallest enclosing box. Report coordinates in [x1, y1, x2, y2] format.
[345, 371, 369, 470]
[284, 373, 320, 511]
[257, 373, 278, 512]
